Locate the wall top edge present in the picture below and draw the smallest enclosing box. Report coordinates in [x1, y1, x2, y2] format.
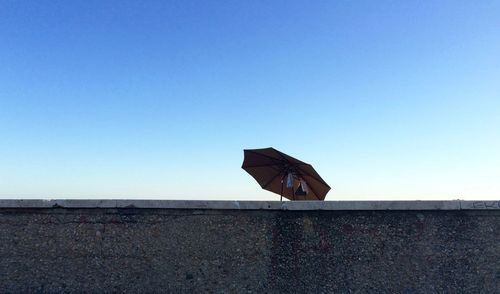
[0, 200, 499, 210]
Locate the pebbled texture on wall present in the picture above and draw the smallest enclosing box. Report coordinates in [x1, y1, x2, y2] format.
[0, 208, 499, 293]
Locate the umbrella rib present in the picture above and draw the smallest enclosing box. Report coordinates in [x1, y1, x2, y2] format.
[261, 170, 284, 189]
[306, 183, 322, 200]
[272, 148, 308, 165]
[243, 163, 283, 169]
[244, 165, 282, 174]
[298, 168, 330, 188]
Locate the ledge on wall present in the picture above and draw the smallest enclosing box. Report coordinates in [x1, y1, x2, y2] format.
[0, 200, 499, 210]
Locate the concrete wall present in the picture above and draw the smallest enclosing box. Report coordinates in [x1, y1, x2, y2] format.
[0, 200, 499, 293]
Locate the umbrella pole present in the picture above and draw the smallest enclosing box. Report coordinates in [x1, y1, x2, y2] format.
[280, 178, 284, 202]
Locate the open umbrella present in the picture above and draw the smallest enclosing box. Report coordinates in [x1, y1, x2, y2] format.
[242, 147, 331, 201]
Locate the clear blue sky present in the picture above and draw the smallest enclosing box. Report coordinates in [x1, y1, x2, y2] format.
[1, 1, 499, 200]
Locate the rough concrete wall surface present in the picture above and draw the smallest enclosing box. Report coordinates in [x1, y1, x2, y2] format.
[0, 208, 498, 293]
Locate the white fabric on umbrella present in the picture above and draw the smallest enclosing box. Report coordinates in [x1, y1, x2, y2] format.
[300, 179, 309, 194]
[286, 172, 293, 188]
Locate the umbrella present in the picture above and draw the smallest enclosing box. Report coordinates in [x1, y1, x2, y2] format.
[241, 147, 331, 201]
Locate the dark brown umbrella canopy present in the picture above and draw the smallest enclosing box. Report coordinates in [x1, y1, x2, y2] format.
[242, 148, 331, 200]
